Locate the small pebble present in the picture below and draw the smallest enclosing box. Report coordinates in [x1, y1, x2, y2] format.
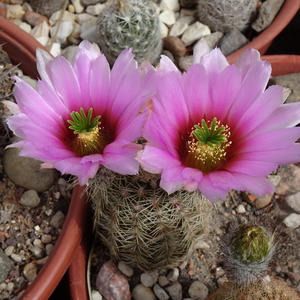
[167, 268, 180, 282]
[141, 271, 159, 288]
[132, 284, 156, 300]
[188, 281, 209, 300]
[23, 262, 37, 282]
[166, 282, 183, 300]
[50, 211, 65, 229]
[163, 36, 186, 57]
[118, 261, 134, 277]
[91, 290, 103, 300]
[20, 190, 40, 208]
[153, 283, 169, 300]
[158, 275, 170, 287]
[236, 204, 246, 214]
[41, 234, 52, 244]
[283, 213, 300, 228]
[11, 253, 22, 263]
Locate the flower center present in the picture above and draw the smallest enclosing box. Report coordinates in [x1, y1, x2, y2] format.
[185, 117, 231, 172]
[68, 108, 110, 157]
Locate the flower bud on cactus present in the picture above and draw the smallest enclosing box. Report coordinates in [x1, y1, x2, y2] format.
[197, 0, 259, 33]
[221, 221, 275, 285]
[97, 0, 162, 66]
[89, 168, 212, 271]
[206, 220, 300, 300]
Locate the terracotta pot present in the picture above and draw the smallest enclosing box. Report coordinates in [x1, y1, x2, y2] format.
[0, 17, 89, 299]
[227, 0, 300, 64]
[67, 55, 300, 300]
[0, 16, 48, 79]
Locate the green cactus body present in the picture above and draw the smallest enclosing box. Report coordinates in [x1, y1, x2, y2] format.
[97, 0, 162, 65]
[89, 168, 212, 271]
[197, 0, 259, 33]
[207, 221, 300, 299]
[221, 222, 275, 286]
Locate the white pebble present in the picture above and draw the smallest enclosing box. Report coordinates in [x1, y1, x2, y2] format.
[49, 10, 76, 25]
[286, 191, 300, 213]
[19, 22, 32, 34]
[0, 283, 6, 291]
[80, 17, 99, 43]
[167, 268, 179, 282]
[5, 246, 14, 257]
[118, 261, 134, 277]
[50, 21, 74, 44]
[236, 204, 246, 214]
[160, 0, 180, 12]
[141, 271, 159, 288]
[75, 13, 94, 24]
[169, 16, 194, 37]
[91, 290, 102, 300]
[132, 284, 156, 300]
[159, 10, 176, 26]
[70, 0, 84, 13]
[30, 20, 49, 39]
[283, 213, 300, 228]
[181, 22, 211, 46]
[11, 253, 22, 263]
[6, 282, 14, 291]
[160, 21, 169, 39]
[86, 3, 105, 15]
[7, 4, 25, 19]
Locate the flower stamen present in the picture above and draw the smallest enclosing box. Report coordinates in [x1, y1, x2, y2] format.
[68, 108, 110, 156]
[185, 118, 231, 172]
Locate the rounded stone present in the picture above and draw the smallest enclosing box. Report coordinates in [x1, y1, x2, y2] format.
[118, 261, 134, 277]
[3, 147, 57, 192]
[132, 284, 156, 300]
[20, 190, 41, 208]
[188, 281, 209, 300]
[23, 262, 37, 282]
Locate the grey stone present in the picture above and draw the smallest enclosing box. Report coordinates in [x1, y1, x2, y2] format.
[132, 284, 156, 300]
[50, 211, 65, 229]
[167, 268, 180, 282]
[0, 248, 12, 282]
[219, 28, 248, 56]
[3, 147, 57, 192]
[158, 275, 170, 287]
[188, 281, 209, 300]
[80, 0, 105, 6]
[268, 73, 300, 104]
[153, 284, 169, 300]
[166, 282, 182, 300]
[286, 191, 300, 213]
[141, 271, 159, 288]
[20, 190, 41, 208]
[118, 261, 134, 277]
[283, 213, 300, 228]
[252, 0, 285, 32]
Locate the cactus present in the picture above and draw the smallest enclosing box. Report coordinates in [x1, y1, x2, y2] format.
[88, 168, 212, 271]
[97, 0, 162, 66]
[28, 0, 66, 17]
[207, 220, 300, 300]
[197, 0, 259, 33]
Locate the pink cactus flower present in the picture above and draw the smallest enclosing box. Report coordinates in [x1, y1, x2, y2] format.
[138, 45, 300, 201]
[5, 41, 155, 185]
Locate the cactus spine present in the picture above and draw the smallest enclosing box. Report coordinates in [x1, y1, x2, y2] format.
[89, 168, 212, 271]
[97, 0, 162, 66]
[207, 220, 300, 300]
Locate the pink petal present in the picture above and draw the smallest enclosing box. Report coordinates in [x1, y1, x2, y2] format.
[160, 165, 186, 194]
[227, 60, 271, 121]
[208, 171, 244, 191]
[158, 55, 181, 73]
[232, 173, 275, 197]
[234, 48, 261, 76]
[193, 38, 211, 64]
[36, 48, 53, 83]
[46, 56, 81, 111]
[200, 48, 229, 75]
[138, 145, 181, 174]
[233, 85, 284, 138]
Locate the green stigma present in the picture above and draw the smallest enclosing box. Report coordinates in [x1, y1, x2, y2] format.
[192, 117, 227, 148]
[68, 108, 101, 134]
[67, 108, 111, 157]
[185, 117, 231, 173]
[230, 225, 273, 264]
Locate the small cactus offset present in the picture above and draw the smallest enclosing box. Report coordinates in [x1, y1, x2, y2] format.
[97, 0, 162, 66]
[207, 220, 300, 300]
[88, 168, 212, 271]
[197, 0, 259, 33]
